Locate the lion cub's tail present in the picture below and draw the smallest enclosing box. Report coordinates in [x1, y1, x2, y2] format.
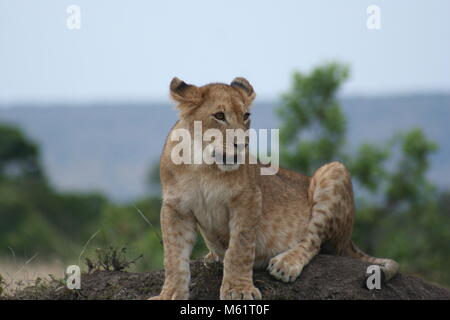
[345, 241, 399, 281]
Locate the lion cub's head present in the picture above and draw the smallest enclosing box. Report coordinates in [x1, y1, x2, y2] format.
[169, 77, 256, 172]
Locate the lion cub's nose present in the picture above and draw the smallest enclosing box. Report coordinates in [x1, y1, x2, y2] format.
[222, 153, 238, 164]
[234, 143, 248, 150]
[225, 154, 238, 164]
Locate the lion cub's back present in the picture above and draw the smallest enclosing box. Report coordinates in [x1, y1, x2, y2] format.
[258, 166, 311, 213]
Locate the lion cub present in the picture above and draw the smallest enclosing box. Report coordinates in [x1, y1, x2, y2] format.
[149, 77, 399, 300]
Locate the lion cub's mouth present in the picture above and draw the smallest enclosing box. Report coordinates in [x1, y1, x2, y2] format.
[211, 148, 243, 172]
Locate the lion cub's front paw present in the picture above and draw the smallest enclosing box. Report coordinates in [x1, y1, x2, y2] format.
[148, 287, 189, 300]
[220, 281, 262, 300]
[268, 252, 304, 283]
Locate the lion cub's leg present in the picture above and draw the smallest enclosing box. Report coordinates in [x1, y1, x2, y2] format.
[220, 191, 262, 300]
[268, 162, 354, 283]
[148, 203, 196, 300]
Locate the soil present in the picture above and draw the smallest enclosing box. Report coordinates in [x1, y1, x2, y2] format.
[6, 254, 450, 300]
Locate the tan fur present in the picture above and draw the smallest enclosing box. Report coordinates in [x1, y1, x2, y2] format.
[149, 77, 399, 300]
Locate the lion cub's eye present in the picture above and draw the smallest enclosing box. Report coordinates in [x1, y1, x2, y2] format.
[213, 112, 226, 121]
[244, 112, 251, 121]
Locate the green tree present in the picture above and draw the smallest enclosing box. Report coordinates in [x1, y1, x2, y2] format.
[0, 123, 106, 259]
[0, 124, 44, 180]
[278, 62, 349, 174]
[277, 63, 450, 286]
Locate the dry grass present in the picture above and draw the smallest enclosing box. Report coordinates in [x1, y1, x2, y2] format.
[0, 259, 65, 295]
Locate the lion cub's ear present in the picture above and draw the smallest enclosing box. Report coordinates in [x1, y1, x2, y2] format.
[170, 77, 202, 104]
[231, 77, 256, 104]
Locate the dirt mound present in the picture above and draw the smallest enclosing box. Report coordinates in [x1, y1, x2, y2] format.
[6, 254, 450, 300]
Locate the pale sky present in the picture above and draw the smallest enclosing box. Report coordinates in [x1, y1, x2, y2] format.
[1, 0, 449, 104]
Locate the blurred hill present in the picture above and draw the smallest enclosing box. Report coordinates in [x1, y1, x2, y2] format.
[0, 93, 449, 202]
